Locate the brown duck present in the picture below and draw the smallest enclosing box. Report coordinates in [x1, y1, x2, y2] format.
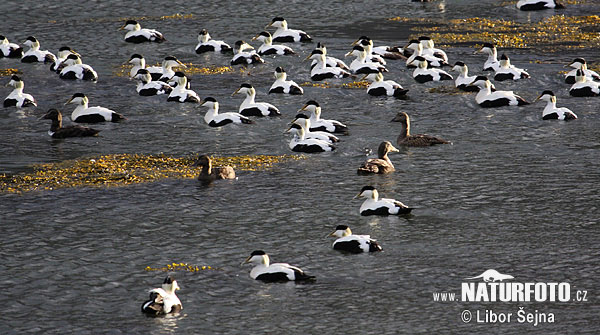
[42, 108, 100, 138]
[195, 155, 236, 182]
[391, 112, 449, 147]
[357, 141, 399, 175]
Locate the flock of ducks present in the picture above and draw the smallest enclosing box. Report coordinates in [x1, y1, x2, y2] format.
[1, 2, 597, 316]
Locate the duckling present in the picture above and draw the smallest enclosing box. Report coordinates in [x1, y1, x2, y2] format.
[265, 17, 312, 43]
[4, 75, 36, 108]
[120, 20, 165, 43]
[0, 35, 23, 58]
[391, 112, 450, 147]
[354, 186, 413, 216]
[65, 93, 125, 123]
[195, 29, 232, 54]
[362, 72, 408, 99]
[412, 56, 453, 83]
[195, 155, 236, 182]
[21, 36, 56, 63]
[231, 83, 280, 117]
[569, 69, 600, 97]
[328, 225, 382, 253]
[252, 31, 295, 56]
[41, 109, 100, 138]
[357, 141, 399, 175]
[268, 67, 303, 95]
[536, 90, 577, 120]
[133, 69, 173, 96]
[493, 54, 530, 81]
[59, 54, 98, 81]
[469, 76, 529, 107]
[231, 40, 264, 66]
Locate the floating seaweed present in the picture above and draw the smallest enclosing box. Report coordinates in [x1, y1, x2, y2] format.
[113, 63, 236, 78]
[145, 262, 215, 273]
[0, 68, 21, 77]
[300, 80, 370, 89]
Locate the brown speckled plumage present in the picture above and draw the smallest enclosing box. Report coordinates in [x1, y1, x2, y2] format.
[357, 141, 399, 175]
[195, 155, 236, 183]
[42, 109, 100, 139]
[391, 112, 449, 147]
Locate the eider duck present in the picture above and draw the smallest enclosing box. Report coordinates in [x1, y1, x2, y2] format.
[231, 40, 265, 66]
[141, 276, 182, 315]
[412, 56, 453, 83]
[59, 54, 98, 81]
[352, 38, 386, 65]
[391, 112, 450, 147]
[4, 75, 36, 108]
[451, 61, 479, 92]
[362, 72, 408, 99]
[265, 17, 312, 43]
[564, 58, 600, 84]
[167, 72, 200, 103]
[328, 225, 382, 253]
[50, 46, 78, 73]
[353, 36, 406, 60]
[21, 36, 56, 63]
[289, 126, 335, 153]
[127, 54, 162, 80]
[569, 69, 600, 97]
[42, 109, 100, 138]
[242, 250, 316, 282]
[536, 90, 577, 120]
[252, 31, 295, 56]
[475, 43, 499, 72]
[200, 97, 254, 127]
[288, 116, 339, 143]
[493, 54, 530, 81]
[268, 67, 303, 95]
[133, 69, 173, 96]
[298, 100, 348, 134]
[517, 0, 565, 10]
[354, 186, 413, 216]
[469, 76, 529, 107]
[158, 56, 186, 83]
[418, 36, 448, 63]
[232, 83, 280, 117]
[0, 35, 23, 58]
[307, 50, 351, 81]
[311, 42, 350, 71]
[120, 20, 165, 43]
[344, 45, 388, 74]
[65, 93, 125, 123]
[405, 40, 447, 68]
[195, 29, 232, 54]
[357, 141, 399, 175]
[195, 155, 236, 182]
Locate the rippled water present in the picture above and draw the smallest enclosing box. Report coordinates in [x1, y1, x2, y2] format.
[1, 1, 599, 334]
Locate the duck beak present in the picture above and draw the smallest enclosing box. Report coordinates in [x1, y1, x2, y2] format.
[251, 35, 258, 41]
[65, 97, 73, 105]
[177, 60, 187, 68]
[304, 54, 312, 61]
[534, 94, 543, 102]
[297, 104, 308, 112]
[241, 256, 252, 266]
[389, 145, 400, 152]
[359, 74, 368, 81]
[344, 51, 352, 58]
[353, 192, 362, 199]
[231, 88, 240, 97]
[265, 22, 273, 29]
[327, 231, 336, 238]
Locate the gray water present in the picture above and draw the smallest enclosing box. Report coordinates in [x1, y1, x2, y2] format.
[1, 1, 599, 334]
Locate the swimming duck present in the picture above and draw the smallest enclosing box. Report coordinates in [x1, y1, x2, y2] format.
[265, 17, 312, 43]
[353, 36, 406, 60]
[418, 36, 448, 63]
[362, 72, 408, 98]
[141, 276, 182, 315]
[469, 76, 530, 107]
[195, 29, 232, 54]
[4, 75, 36, 108]
[200, 97, 254, 127]
[352, 38, 386, 65]
[307, 50, 351, 81]
[42, 109, 100, 138]
[288, 116, 339, 143]
[21, 36, 56, 63]
[298, 100, 348, 134]
[536, 90, 577, 120]
[127, 54, 163, 80]
[391, 112, 450, 147]
[242, 250, 316, 282]
[50, 46, 78, 73]
[0, 35, 23, 58]
[167, 72, 200, 103]
[252, 31, 295, 56]
[120, 20, 165, 43]
[357, 141, 399, 175]
[231, 83, 280, 117]
[328, 225, 382, 253]
[475, 43, 499, 71]
[405, 40, 447, 68]
[310, 42, 350, 71]
[517, 0, 565, 10]
[289, 126, 336, 153]
[65, 93, 125, 123]
[451, 61, 479, 92]
[564, 58, 600, 84]
[158, 56, 186, 83]
[569, 69, 600, 97]
[412, 56, 453, 83]
[59, 54, 98, 81]
[354, 186, 413, 216]
[268, 67, 303, 95]
[231, 40, 265, 65]
[195, 155, 236, 182]
[344, 46, 388, 74]
[133, 69, 173, 96]
[493, 54, 530, 81]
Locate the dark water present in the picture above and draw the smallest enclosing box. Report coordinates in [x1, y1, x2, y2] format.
[1, 1, 599, 334]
